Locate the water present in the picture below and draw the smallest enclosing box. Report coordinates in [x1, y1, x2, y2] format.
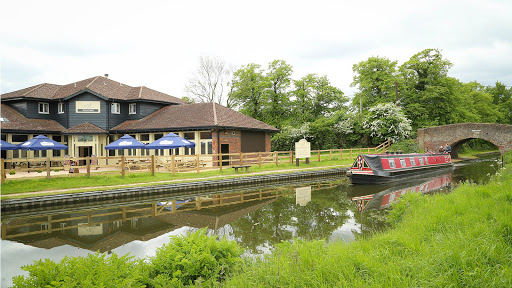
[0, 154, 502, 286]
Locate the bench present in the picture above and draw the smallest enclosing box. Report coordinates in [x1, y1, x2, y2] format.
[232, 165, 251, 172]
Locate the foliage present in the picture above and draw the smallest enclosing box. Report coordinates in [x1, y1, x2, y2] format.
[229, 63, 267, 120]
[12, 252, 144, 288]
[9, 170, 16, 175]
[146, 229, 243, 286]
[363, 103, 412, 143]
[389, 139, 419, 153]
[351, 56, 399, 110]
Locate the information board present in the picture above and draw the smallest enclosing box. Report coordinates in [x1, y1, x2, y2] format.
[295, 139, 311, 158]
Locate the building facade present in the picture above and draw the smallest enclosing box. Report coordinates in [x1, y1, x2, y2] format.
[0, 76, 278, 164]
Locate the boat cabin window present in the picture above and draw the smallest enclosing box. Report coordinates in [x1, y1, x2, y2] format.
[410, 158, 416, 166]
[388, 159, 395, 168]
[400, 158, 406, 167]
[419, 158, 424, 165]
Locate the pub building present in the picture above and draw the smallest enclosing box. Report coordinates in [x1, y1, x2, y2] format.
[0, 75, 278, 166]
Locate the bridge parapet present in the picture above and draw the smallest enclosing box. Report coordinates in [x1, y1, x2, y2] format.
[417, 123, 512, 158]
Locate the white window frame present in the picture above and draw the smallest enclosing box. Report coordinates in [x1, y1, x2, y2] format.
[38, 102, 49, 114]
[129, 103, 136, 114]
[58, 102, 64, 114]
[111, 103, 120, 114]
[389, 159, 395, 168]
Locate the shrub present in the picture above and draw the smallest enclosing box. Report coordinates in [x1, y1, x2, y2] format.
[390, 139, 419, 153]
[9, 170, 16, 175]
[36, 170, 43, 173]
[53, 169, 60, 172]
[12, 252, 144, 288]
[146, 229, 243, 286]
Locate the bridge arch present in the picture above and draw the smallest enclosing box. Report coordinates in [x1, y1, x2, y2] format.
[417, 123, 512, 158]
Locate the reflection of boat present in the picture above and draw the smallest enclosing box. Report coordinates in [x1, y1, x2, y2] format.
[352, 174, 452, 212]
[157, 198, 194, 211]
[347, 153, 453, 184]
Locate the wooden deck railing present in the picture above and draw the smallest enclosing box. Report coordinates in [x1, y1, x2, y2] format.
[1, 143, 390, 183]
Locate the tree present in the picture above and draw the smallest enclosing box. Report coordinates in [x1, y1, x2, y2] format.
[185, 56, 233, 107]
[262, 60, 293, 128]
[486, 81, 512, 124]
[363, 103, 412, 143]
[400, 48, 453, 93]
[228, 63, 267, 120]
[350, 56, 399, 111]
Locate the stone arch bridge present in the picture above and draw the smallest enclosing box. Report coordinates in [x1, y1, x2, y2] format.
[417, 123, 512, 158]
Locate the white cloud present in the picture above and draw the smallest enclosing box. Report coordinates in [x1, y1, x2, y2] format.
[1, 0, 511, 96]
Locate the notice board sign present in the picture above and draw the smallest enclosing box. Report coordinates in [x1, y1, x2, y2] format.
[76, 101, 101, 113]
[295, 139, 311, 158]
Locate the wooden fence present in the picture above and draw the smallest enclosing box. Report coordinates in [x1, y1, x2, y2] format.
[1, 145, 388, 183]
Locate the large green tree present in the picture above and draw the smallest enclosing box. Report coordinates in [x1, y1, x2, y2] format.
[262, 60, 293, 128]
[229, 64, 267, 120]
[350, 56, 399, 111]
[486, 81, 512, 124]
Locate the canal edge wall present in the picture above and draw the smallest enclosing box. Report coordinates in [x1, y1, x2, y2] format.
[2, 168, 348, 212]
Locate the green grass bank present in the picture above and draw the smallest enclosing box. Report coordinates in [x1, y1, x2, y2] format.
[223, 152, 512, 287]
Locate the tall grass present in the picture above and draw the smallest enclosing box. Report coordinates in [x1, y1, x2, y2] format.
[224, 159, 512, 287]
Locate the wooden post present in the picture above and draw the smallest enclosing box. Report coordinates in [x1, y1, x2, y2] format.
[86, 156, 91, 177]
[122, 207, 127, 222]
[151, 155, 155, 176]
[172, 200, 177, 214]
[196, 196, 201, 209]
[258, 152, 262, 168]
[171, 154, 176, 175]
[1, 159, 5, 184]
[240, 152, 243, 166]
[340, 149, 343, 160]
[368, 147, 370, 153]
[196, 154, 200, 174]
[318, 150, 321, 162]
[329, 149, 332, 160]
[219, 153, 223, 171]
[290, 151, 293, 164]
[152, 202, 157, 217]
[48, 216, 53, 233]
[359, 147, 362, 155]
[121, 155, 126, 177]
[275, 152, 278, 167]
[350, 148, 353, 158]
[46, 157, 51, 179]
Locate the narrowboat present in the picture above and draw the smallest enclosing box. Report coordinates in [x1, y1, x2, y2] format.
[347, 152, 453, 184]
[352, 174, 452, 212]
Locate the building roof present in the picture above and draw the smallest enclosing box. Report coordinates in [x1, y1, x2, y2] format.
[1, 76, 187, 105]
[111, 102, 279, 132]
[62, 122, 108, 134]
[0, 104, 65, 133]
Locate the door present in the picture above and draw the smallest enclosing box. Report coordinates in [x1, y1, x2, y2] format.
[221, 144, 229, 166]
[79, 146, 92, 166]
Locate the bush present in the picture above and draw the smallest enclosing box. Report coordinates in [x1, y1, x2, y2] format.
[36, 169, 43, 173]
[146, 229, 243, 286]
[53, 169, 60, 172]
[390, 139, 419, 153]
[12, 253, 144, 288]
[9, 170, 16, 175]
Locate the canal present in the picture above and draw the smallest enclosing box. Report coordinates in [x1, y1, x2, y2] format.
[0, 153, 502, 286]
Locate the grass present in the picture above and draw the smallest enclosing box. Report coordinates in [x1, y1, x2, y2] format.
[1, 158, 355, 198]
[223, 154, 512, 287]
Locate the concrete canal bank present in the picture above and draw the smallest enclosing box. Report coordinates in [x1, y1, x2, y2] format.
[1, 168, 348, 212]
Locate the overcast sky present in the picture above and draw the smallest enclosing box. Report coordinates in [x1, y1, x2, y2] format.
[1, 0, 511, 99]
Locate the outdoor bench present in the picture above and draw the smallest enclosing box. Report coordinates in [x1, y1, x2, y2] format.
[232, 165, 251, 172]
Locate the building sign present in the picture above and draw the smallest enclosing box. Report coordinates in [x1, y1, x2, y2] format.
[76, 101, 101, 113]
[295, 139, 311, 158]
[296, 186, 311, 206]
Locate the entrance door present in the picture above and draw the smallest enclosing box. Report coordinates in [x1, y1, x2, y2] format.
[79, 146, 92, 166]
[221, 144, 229, 166]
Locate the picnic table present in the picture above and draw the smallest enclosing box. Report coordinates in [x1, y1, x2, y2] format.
[232, 165, 251, 172]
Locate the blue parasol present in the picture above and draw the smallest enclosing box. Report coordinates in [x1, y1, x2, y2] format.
[106, 134, 146, 150]
[145, 133, 195, 150]
[18, 135, 68, 150]
[1, 140, 19, 151]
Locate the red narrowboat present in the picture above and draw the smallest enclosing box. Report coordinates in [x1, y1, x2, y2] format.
[347, 152, 453, 184]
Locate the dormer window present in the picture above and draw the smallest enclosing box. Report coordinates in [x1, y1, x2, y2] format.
[111, 103, 120, 114]
[38, 102, 49, 114]
[58, 103, 65, 114]
[129, 103, 136, 114]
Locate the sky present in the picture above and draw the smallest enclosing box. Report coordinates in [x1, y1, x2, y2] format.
[1, 0, 511, 100]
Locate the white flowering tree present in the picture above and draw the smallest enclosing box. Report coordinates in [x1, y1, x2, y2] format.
[363, 103, 412, 143]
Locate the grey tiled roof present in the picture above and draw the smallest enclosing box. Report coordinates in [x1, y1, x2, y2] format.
[1, 76, 187, 104]
[111, 102, 279, 132]
[62, 122, 108, 134]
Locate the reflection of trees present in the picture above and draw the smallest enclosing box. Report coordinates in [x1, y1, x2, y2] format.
[229, 185, 352, 253]
[351, 209, 391, 240]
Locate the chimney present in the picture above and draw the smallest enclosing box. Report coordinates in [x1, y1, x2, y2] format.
[104, 74, 109, 78]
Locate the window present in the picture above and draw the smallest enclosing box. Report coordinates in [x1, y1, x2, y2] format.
[140, 134, 150, 141]
[53, 135, 62, 142]
[111, 103, 120, 114]
[410, 158, 416, 166]
[184, 132, 195, 140]
[419, 158, 424, 165]
[58, 103, 64, 114]
[400, 158, 406, 167]
[201, 142, 213, 154]
[38, 102, 49, 114]
[129, 103, 136, 114]
[389, 159, 395, 168]
[12, 134, 28, 142]
[77, 135, 93, 142]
